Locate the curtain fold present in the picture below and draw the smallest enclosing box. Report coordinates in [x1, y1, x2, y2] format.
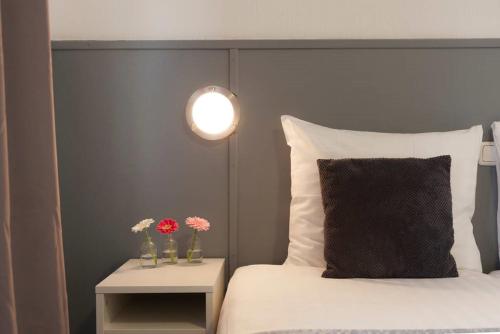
[0, 1, 70, 333]
[0, 11, 18, 334]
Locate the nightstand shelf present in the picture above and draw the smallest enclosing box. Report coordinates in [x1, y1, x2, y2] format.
[96, 258, 225, 334]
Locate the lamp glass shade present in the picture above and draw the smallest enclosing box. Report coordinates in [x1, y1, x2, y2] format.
[186, 86, 239, 140]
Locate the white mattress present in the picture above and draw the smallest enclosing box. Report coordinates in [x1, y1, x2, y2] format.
[217, 265, 500, 334]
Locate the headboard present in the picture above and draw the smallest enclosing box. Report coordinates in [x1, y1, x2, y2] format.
[52, 39, 500, 334]
[235, 41, 500, 272]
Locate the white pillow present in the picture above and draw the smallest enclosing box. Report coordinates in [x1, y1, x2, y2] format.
[491, 122, 500, 262]
[282, 115, 483, 272]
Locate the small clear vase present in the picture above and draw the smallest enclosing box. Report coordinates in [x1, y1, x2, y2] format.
[186, 231, 203, 263]
[140, 237, 158, 268]
[162, 235, 178, 264]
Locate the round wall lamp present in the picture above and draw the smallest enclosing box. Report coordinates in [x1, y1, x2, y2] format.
[186, 86, 240, 140]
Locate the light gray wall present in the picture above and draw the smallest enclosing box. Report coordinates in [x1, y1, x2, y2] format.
[52, 40, 500, 334]
[49, 0, 500, 40]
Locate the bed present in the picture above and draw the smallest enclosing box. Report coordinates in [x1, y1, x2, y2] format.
[218, 265, 500, 334]
[216, 116, 500, 334]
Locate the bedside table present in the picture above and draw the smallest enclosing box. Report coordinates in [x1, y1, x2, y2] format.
[95, 258, 225, 334]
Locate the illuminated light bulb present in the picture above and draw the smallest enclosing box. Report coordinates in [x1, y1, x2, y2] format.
[192, 92, 234, 135]
[186, 86, 240, 140]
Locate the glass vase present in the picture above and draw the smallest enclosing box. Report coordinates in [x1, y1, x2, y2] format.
[162, 235, 178, 264]
[186, 231, 203, 263]
[140, 237, 158, 268]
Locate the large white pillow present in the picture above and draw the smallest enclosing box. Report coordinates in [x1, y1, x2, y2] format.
[282, 115, 483, 272]
[491, 122, 500, 262]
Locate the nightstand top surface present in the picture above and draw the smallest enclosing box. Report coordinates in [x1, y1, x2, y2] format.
[96, 258, 225, 293]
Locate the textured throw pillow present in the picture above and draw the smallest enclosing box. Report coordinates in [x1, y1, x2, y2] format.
[318, 156, 458, 278]
[281, 115, 483, 272]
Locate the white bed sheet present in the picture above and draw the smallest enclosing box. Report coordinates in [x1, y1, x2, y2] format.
[217, 265, 500, 334]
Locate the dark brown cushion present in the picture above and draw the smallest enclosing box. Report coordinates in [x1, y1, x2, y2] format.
[317, 156, 458, 279]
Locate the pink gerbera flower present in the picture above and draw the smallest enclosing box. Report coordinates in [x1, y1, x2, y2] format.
[185, 216, 210, 232]
[156, 218, 179, 234]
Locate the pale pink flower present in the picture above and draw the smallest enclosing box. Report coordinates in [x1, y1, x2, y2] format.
[185, 216, 210, 232]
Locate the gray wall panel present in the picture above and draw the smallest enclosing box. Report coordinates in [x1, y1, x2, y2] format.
[53, 49, 229, 334]
[52, 41, 500, 334]
[237, 48, 500, 270]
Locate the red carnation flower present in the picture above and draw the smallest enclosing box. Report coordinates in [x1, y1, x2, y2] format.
[156, 218, 178, 235]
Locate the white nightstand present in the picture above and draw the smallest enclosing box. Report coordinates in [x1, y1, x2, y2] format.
[95, 258, 225, 334]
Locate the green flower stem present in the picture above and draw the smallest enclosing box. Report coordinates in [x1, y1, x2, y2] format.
[187, 230, 198, 262]
[168, 235, 175, 263]
[145, 229, 157, 265]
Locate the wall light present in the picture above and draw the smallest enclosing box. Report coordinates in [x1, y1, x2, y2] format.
[186, 86, 240, 140]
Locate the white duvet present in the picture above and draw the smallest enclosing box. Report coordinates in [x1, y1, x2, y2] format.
[217, 265, 500, 334]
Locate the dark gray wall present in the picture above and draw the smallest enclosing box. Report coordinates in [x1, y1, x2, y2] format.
[52, 40, 500, 334]
[52, 49, 230, 334]
[236, 48, 500, 269]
